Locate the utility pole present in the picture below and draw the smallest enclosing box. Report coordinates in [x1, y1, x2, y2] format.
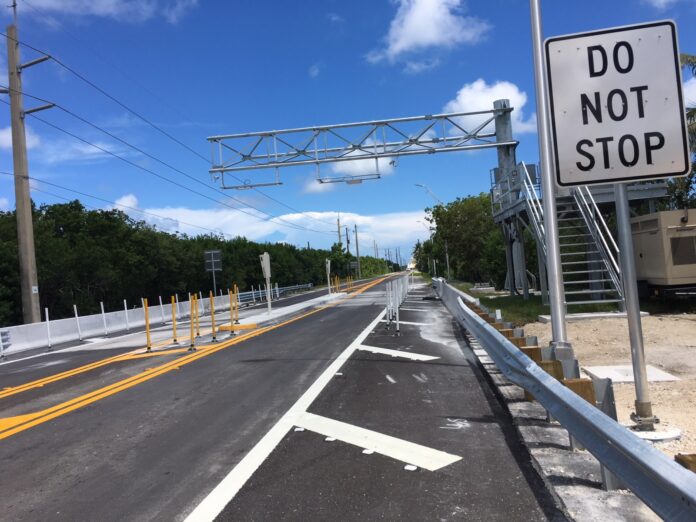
[444, 240, 451, 280]
[354, 224, 361, 278]
[345, 226, 351, 255]
[373, 240, 378, 258]
[6, 21, 52, 324]
[337, 215, 342, 246]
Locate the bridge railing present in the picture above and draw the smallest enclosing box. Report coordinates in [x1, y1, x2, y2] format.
[0, 283, 314, 357]
[434, 278, 696, 521]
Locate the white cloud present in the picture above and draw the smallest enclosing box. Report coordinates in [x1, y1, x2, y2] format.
[303, 176, 336, 194]
[114, 193, 139, 210]
[643, 0, 680, 8]
[367, 0, 490, 64]
[444, 78, 537, 134]
[37, 139, 120, 164]
[403, 58, 440, 74]
[330, 156, 396, 177]
[24, 0, 198, 24]
[327, 12, 344, 23]
[308, 63, 321, 78]
[107, 194, 428, 252]
[0, 196, 9, 211]
[683, 77, 696, 107]
[0, 125, 41, 150]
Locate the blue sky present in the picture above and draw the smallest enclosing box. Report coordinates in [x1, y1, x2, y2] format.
[0, 0, 694, 258]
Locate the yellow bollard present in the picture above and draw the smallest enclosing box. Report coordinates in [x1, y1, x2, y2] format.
[144, 298, 152, 352]
[209, 291, 217, 342]
[171, 296, 178, 343]
[188, 293, 195, 351]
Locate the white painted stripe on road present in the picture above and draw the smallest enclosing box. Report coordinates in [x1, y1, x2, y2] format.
[294, 412, 461, 472]
[357, 345, 439, 362]
[184, 309, 386, 522]
[385, 374, 396, 384]
[379, 320, 431, 326]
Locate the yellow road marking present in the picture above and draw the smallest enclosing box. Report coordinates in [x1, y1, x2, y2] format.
[0, 277, 387, 440]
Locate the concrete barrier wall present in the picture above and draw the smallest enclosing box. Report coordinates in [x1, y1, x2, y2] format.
[0, 283, 312, 357]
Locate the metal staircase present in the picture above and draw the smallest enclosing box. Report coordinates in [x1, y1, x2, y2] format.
[520, 163, 624, 309]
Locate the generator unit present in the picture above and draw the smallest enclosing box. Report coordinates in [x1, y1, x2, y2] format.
[632, 209, 696, 297]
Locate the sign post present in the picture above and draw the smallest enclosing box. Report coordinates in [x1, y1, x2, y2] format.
[545, 20, 690, 428]
[259, 252, 272, 316]
[204, 250, 222, 296]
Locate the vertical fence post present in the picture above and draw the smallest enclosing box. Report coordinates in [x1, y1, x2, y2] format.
[228, 289, 235, 336]
[395, 280, 401, 336]
[45, 307, 52, 351]
[175, 293, 180, 319]
[159, 296, 165, 324]
[275, 282, 279, 299]
[209, 291, 217, 342]
[234, 285, 240, 324]
[194, 295, 200, 337]
[144, 298, 152, 352]
[171, 296, 178, 343]
[73, 304, 83, 341]
[198, 291, 203, 301]
[124, 299, 130, 331]
[100, 301, 109, 336]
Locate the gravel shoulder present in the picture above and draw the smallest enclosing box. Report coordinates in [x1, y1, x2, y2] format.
[523, 313, 696, 457]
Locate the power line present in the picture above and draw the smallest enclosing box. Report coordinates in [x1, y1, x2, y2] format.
[0, 170, 237, 239]
[1, 21, 337, 229]
[0, 82, 333, 234]
[0, 97, 333, 236]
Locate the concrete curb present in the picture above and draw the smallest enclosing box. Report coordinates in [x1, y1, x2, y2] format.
[464, 333, 660, 521]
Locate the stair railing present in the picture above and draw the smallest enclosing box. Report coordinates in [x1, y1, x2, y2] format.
[573, 186, 623, 299]
[520, 161, 546, 257]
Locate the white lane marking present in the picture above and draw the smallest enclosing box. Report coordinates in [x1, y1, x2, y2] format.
[358, 345, 439, 362]
[294, 412, 461, 472]
[399, 308, 430, 312]
[412, 373, 427, 383]
[385, 374, 397, 384]
[440, 418, 471, 430]
[184, 310, 386, 522]
[379, 320, 431, 326]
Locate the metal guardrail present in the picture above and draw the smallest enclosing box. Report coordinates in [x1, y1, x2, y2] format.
[434, 279, 696, 521]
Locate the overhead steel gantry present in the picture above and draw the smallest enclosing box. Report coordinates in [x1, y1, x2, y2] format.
[207, 100, 518, 189]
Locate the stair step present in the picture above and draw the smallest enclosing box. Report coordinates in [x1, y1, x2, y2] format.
[558, 226, 586, 231]
[562, 260, 594, 266]
[563, 269, 609, 275]
[565, 288, 619, 295]
[560, 242, 595, 248]
[564, 279, 613, 285]
[565, 299, 624, 305]
[560, 251, 599, 256]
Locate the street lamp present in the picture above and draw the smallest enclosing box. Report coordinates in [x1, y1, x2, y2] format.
[415, 186, 451, 280]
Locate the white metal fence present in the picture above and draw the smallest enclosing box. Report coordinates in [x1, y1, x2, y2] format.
[0, 282, 313, 357]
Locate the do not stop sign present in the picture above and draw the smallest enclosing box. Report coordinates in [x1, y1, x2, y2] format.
[545, 21, 690, 187]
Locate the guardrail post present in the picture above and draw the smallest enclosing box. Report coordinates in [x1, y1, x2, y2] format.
[395, 280, 401, 336]
[171, 296, 178, 343]
[275, 282, 279, 299]
[144, 298, 152, 352]
[73, 304, 82, 341]
[100, 301, 109, 336]
[123, 299, 130, 331]
[194, 294, 200, 337]
[44, 307, 53, 352]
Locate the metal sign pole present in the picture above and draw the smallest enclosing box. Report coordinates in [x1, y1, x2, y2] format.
[615, 183, 655, 428]
[529, 0, 577, 378]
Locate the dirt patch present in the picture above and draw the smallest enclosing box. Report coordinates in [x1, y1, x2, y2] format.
[523, 313, 696, 457]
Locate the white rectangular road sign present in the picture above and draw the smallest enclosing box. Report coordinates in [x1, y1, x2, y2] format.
[546, 21, 690, 186]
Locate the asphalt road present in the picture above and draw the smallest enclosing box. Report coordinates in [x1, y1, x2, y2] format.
[0, 277, 565, 521]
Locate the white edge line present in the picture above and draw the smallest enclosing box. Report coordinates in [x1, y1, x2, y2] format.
[183, 309, 386, 522]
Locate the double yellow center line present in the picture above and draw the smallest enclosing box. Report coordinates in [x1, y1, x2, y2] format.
[0, 277, 387, 440]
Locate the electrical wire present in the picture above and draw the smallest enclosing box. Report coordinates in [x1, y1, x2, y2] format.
[3, 17, 338, 229]
[0, 97, 332, 235]
[0, 170, 235, 239]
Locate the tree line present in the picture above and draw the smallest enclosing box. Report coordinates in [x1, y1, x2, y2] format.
[0, 200, 395, 326]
